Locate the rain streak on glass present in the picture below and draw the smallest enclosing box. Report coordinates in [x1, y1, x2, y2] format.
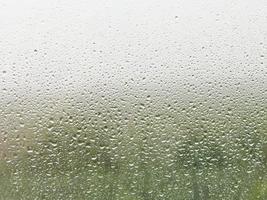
[0, 0, 266, 199]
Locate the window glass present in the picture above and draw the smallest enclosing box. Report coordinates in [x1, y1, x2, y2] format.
[0, 0, 266, 199]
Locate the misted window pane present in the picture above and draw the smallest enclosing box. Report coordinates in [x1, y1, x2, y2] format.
[0, 0, 266, 199]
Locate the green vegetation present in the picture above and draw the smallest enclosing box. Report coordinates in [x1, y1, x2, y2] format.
[0, 99, 266, 199]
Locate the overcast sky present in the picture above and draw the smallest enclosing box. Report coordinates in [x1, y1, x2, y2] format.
[0, 0, 266, 104]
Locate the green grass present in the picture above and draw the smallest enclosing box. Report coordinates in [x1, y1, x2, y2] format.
[0, 101, 266, 199]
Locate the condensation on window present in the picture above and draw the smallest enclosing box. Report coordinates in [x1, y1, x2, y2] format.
[0, 0, 266, 199]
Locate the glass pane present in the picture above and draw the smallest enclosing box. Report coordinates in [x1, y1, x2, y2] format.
[0, 0, 266, 199]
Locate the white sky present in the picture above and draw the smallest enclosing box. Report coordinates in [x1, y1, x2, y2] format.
[0, 0, 266, 103]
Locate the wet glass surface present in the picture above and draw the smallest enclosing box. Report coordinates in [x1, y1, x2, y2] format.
[0, 0, 267, 199]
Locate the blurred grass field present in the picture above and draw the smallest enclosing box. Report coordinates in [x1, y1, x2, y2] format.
[0, 100, 266, 200]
